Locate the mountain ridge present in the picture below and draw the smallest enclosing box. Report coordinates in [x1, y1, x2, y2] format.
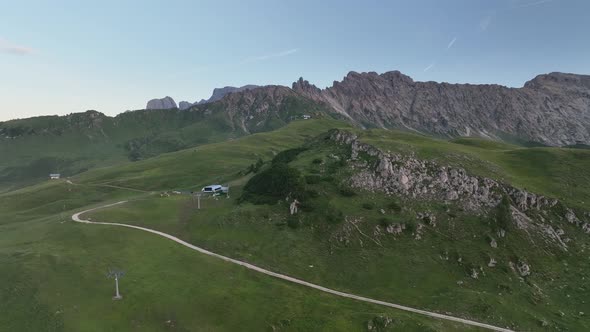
[292, 70, 590, 146]
[177, 84, 261, 110]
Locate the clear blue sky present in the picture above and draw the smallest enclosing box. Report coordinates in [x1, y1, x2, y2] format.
[1, 0, 589, 121]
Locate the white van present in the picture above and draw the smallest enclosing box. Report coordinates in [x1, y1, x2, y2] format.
[202, 185, 223, 193]
[202, 185, 229, 194]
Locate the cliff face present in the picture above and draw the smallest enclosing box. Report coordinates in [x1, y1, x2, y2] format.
[204, 85, 260, 104]
[212, 85, 326, 134]
[146, 96, 177, 110]
[293, 71, 590, 146]
[328, 129, 590, 251]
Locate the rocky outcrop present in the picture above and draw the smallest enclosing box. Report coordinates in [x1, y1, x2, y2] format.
[175, 85, 261, 110]
[200, 85, 260, 104]
[146, 96, 177, 110]
[294, 71, 590, 146]
[329, 129, 557, 211]
[327, 129, 589, 247]
[178, 101, 193, 110]
[214, 85, 324, 134]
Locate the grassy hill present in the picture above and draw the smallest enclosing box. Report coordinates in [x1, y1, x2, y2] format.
[2, 183, 473, 332]
[0, 92, 328, 193]
[2, 119, 589, 331]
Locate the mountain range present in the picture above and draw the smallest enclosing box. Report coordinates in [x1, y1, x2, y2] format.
[292, 71, 590, 146]
[144, 70, 589, 146]
[2, 70, 589, 191]
[148, 85, 261, 110]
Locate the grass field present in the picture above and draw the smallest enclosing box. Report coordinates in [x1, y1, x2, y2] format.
[0, 180, 480, 331]
[2, 119, 590, 331]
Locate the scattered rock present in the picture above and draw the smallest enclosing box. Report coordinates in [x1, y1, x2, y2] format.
[385, 223, 403, 235]
[489, 237, 498, 248]
[417, 211, 437, 226]
[289, 199, 300, 215]
[488, 258, 497, 267]
[517, 261, 531, 277]
[566, 209, 581, 225]
[366, 315, 393, 331]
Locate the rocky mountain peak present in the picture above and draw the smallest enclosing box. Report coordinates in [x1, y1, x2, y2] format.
[178, 101, 193, 110]
[524, 72, 590, 90]
[293, 70, 590, 146]
[381, 70, 415, 85]
[206, 85, 260, 104]
[146, 96, 177, 110]
[292, 77, 321, 95]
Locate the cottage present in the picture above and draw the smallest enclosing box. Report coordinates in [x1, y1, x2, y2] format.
[49, 173, 61, 180]
[302, 115, 312, 120]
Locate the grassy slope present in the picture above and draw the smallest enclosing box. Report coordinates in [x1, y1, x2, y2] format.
[1, 119, 477, 331]
[0, 96, 325, 193]
[74, 119, 349, 191]
[1, 184, 473, 332]
[83, 126, 590, 331]
[4, 120, 590, 331]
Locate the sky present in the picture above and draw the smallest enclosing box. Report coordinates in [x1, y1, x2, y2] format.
[1, 0, 589, 121]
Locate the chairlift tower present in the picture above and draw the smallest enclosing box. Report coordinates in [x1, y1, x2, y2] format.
[107, 268, 125, 300]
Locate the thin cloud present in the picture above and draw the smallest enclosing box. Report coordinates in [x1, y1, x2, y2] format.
[447, 37, 457, 49]
[479, 14, 493, 31]
[515, 0, 553, 9]
[247, 48, 299, 62]
[423, 62, 436, 72]
[0, 38, 34, 56]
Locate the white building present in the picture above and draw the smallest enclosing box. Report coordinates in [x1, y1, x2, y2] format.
[49, 173, 61, 179]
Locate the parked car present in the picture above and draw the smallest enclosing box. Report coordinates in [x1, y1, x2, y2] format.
[201, 185, 228, 194]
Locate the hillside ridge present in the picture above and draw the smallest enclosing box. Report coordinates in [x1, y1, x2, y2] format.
[292, 71, 590, 146]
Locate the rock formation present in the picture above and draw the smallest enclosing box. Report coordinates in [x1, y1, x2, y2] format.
[293, 71, 590, 146]
[327, 129, 590, 248]
[178, 101, 193, 110]
[146, 96, 177, 110]
[199, 85, 260, 104]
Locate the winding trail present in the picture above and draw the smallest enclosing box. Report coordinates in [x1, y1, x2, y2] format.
[72, 201, 514, 332]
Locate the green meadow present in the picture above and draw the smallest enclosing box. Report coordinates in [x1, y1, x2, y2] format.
[2, 119, 589, 331]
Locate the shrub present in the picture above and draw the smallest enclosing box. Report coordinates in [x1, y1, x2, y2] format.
[287, 215, 300, 229]
[321, 175, 334, 183]
[387, 200, 402, 213]
[339, 186, 356, 197]
[361, 202, 374, 210]
[252, 157, 264, 173]
[378, 217, 392, 227]
[272, 147, 307, 165]
[495, 195, 512, 230]
[240, 163, 304, 204]
[312, 158, 323, 164]
[325, 206, 344, 224]
[404, 220, 416, 233]
[305, 175, 322, 184]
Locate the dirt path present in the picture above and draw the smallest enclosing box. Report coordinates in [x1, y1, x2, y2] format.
[72, 201, 515, 332]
